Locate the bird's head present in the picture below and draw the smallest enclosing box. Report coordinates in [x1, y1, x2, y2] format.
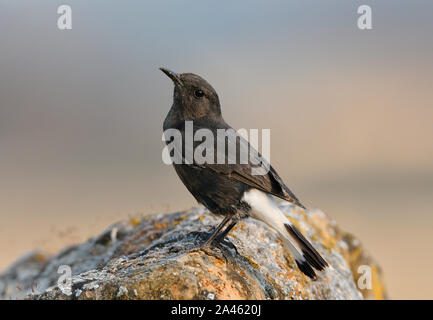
[160, 68, 222, 120]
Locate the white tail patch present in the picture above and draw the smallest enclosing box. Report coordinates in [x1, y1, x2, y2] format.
[242, 189, 303, 259]
[242, 189, 328, 279]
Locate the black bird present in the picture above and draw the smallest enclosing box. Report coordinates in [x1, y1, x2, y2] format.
[160, 68, 328, 279]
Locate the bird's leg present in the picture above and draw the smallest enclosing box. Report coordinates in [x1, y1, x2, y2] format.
[201, 216, 231, 249]
[215, 221, 237, 243]
[213, 221, 238, 253]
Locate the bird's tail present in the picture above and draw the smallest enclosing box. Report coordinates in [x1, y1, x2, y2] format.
[243, 189, 328, 280]
[283, 223, 328, 279]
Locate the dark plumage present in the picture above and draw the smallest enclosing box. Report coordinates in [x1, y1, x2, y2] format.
[160, 68, 328, 279]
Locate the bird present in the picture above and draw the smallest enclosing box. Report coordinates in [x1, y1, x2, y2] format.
[160, 67, 328, 279]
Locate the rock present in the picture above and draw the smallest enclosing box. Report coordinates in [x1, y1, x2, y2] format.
[0, 204, 387, 300]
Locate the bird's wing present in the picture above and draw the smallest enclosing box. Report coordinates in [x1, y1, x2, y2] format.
[191, 122, 305, 209]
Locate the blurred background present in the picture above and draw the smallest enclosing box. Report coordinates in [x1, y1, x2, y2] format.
[0, 0, 432, 299]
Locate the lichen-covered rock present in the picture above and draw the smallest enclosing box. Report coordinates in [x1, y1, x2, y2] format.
[0, 204, 387, 300]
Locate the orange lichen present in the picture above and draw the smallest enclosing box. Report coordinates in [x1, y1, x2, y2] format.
[154, 222, 168, 230]
[129, 217, 141, 227]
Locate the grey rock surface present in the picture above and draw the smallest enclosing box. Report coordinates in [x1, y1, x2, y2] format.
[0, 204, 387, 300]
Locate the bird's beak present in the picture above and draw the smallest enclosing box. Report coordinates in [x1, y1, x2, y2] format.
[159, 67, 183, 87]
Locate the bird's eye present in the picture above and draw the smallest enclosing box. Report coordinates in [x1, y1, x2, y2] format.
[194, 89, 204, 98]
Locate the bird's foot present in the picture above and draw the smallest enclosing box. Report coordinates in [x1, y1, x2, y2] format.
[213, 236, 238, 254]
[188, 230, 238, 259]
